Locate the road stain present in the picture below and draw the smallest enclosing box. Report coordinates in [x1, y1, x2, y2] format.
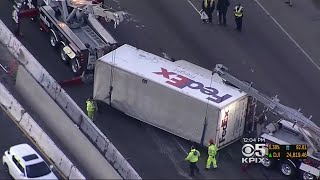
[145, 126, 192, 179]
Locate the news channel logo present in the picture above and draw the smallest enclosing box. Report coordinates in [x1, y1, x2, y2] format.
[241, 137, 267, 164]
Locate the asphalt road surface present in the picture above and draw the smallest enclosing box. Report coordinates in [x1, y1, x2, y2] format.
[1, 0, 319, 179]
[0, 108, 63, 179]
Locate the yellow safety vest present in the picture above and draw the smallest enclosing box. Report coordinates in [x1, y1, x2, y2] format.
[208, 144, 217, 156]
[204, 0, 214, 8]
[234, 6, 243, 17]
[86, 100, 95, 112]
[185, 149, 200, 163]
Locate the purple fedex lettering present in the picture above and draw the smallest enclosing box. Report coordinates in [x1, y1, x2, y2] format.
[153, 68, 233, 103]
[205, 88, 233, 103]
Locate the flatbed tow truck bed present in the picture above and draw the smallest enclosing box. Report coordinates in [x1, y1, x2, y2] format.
[43, 5, 108, 50]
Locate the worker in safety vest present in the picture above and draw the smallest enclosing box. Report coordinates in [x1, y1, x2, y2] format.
[86, 96, 95, 121]
[202, 0, 215, 23]
[206, 139, 218, 169]
[234, 3, 244, 32]
[185, 145, 201, 177]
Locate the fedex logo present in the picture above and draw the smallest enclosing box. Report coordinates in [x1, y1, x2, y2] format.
[219, 111, 229, 144]
[153, 68, 232, 103]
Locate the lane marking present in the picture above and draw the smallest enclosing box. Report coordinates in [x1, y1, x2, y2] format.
[0, 106, 67, 180]
[187, 0, 201, 15]
[254, 0, 320, 71]
[174, 138, 188, 155]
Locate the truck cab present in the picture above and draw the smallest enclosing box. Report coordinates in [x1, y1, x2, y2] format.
[260, 119, 320, 180]
[12, 0, 119, 75]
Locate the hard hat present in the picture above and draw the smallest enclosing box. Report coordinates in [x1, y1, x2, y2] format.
[209, 139, 214, 144]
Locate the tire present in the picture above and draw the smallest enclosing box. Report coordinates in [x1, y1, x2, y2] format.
[280, 160, 296, 177]
[4, 163, 13, 179]
[261, 157, 275, 169]
[301, 170, 316, 180]
[4, 163, 9, 173]
[59, 46, 70, 64]
[49, 31, 58, 48]
[71, 58, 81, 76]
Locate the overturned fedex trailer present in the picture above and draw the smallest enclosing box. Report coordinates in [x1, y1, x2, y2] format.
[93, 44, 250, 149]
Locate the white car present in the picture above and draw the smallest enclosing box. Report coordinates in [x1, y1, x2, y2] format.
[2, 144, 58, 179]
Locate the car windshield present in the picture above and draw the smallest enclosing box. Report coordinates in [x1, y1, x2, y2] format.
[26, 161, 51, 178]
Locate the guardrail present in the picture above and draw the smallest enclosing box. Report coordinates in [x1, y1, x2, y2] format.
[0, 82, 85, 179]
[0, 20, 141, 179]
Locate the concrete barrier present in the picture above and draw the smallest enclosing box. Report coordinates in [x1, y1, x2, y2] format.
[19, 113, 74, 177]
[0, 82, 85, 179]
[0, 83, 24, 122]
[69, 166, 85, 179]
[0, 20, 141, 179]
[16, 65, 122, 179]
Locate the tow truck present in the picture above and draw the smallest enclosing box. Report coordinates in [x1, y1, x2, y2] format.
[12, 0, 125, 75]
[213, 64, 320, 180]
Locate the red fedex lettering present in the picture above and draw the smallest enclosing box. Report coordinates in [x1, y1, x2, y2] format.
[153, 68, 176, 79]
[166, 75, 191, 89]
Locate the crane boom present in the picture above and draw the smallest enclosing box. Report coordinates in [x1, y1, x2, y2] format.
[42, 0, 124, 28]
[213, 64, 320, 154]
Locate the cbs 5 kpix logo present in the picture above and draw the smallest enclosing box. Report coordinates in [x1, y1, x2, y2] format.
[242, 143, 267, 163]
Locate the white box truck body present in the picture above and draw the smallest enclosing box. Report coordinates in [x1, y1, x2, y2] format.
[93, 44, 249, 148]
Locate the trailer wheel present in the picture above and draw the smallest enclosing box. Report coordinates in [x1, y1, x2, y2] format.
[301, 171, 316, 180]
[261, 157, 275, 168]
[49, 32, 58, 48]
[59, 46, 70, 64]
[71, 58, 81, 75]
[4, 163, 9, 173]
[280, 160, 296, 177]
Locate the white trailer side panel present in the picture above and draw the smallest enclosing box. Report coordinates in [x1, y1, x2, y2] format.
[200, 104, 221, 147]
[93, 44, 248, 146]
[94, 45, 246, 108]
[109, 66, 220, 143]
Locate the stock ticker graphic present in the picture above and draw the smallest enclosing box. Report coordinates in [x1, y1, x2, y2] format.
[241, 137, 308, 163]
[267, 144, 308, 159]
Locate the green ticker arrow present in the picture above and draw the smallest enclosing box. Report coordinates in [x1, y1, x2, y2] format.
[268, 153, 272, 158]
